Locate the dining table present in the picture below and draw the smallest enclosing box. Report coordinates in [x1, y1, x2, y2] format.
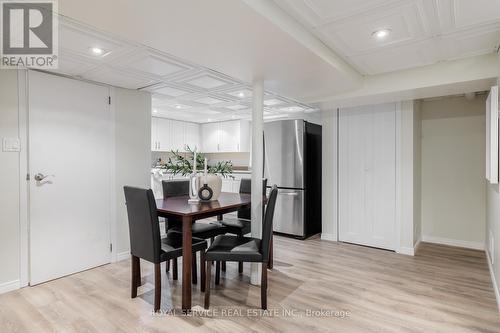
[155, 192, 252, 311]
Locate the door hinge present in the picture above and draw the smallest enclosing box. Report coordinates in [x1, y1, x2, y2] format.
[26, 173, 30, 181]
[109, 243, 113, 252]
[108, 96, 111, 105]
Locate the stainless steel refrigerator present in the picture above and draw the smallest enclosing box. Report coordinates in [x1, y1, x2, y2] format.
[264, 119, 322, 238]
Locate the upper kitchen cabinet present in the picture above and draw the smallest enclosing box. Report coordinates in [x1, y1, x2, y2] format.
[151, 117, 200, 152]
[201, 120, 250, 153]
[201, 121, 220, 153]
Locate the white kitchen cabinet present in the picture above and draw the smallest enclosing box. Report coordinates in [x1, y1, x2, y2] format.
[151, 117, 159, 150]
[151, 117, 200, 152]
[185, 122, 200, 151]
[201, 122, 220, 153]
[170, 120, 185, 152]
[200, 120, 251, 153]
[221, 178, 233, 192]
[156, 117, 171, 152]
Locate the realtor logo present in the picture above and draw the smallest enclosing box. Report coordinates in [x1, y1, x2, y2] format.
[1, 0, 58, 68]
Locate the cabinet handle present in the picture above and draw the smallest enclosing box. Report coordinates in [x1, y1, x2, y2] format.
[237, 143, 240, 151]
[158, 142, 160, 150]
[217, 143, 220, 151]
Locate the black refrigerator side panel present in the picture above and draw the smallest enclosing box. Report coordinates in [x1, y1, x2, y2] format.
[305, 122, 322, 237]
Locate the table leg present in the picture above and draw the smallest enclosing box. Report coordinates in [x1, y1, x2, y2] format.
[182, 216, 192, 311]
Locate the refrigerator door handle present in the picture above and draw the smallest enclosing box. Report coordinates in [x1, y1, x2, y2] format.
[279, 192, 299, 196]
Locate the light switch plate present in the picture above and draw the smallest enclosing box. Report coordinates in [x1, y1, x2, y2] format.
[2, 137, 21, 152]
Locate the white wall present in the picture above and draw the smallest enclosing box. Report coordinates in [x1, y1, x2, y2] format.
[321, 110, 338, 241]
[113, 88, 151, 257]
[485, 51, 500, 309]
[0, 71, 151, 293]
[421, 95, 486, 249]
[0, 70, 21, 292]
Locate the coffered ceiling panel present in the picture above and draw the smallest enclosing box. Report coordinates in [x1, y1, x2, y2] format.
[83, 66, 157, 90]
[49, 17, 318, 122]
[452, 0, 500, 29]
[274, 0, 500, 75]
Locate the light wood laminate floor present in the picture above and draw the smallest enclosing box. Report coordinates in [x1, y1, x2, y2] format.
[1, 237, 499, 333]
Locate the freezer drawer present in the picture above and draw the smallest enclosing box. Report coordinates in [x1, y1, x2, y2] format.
[269, 188, 305, 237]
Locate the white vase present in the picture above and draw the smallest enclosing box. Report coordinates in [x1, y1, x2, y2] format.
[198, 174, 222, 200]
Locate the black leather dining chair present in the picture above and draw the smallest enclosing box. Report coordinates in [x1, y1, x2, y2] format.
[218, 178, 269, 273]
[123, 186, 207, 312]
[204, 185, 278, 310]
[162, 179, 227, 283]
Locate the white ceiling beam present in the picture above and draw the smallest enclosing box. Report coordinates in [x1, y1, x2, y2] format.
[243, 0, 361, 83]
[313, 53, 499, 109]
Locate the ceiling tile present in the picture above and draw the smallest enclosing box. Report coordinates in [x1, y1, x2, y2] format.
[152, 85, 193, 97]
[453, 0, 500, 29]
[82, 66, 157, 89]
[127, 54, 189, 77]
[193, 96, 227, 105]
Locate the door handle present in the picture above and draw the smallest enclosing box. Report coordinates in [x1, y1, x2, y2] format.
[279, 192, 298, 196]
[34, 173, 55, 181]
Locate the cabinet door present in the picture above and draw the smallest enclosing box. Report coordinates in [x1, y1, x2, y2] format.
[156, 118, 171, 152]
[185, 122, 200, 152]
[151, 117, 159, 151]
[220, 121, 239, 152]
[170, 120, 185, 152]
[201, 122, 220, 152]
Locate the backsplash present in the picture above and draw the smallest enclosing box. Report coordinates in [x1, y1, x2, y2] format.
[151, 151, 250, 169]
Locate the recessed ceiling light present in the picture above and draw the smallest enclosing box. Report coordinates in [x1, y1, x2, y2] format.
[175, 104, 182, 109]
[90, 47, 104, 55]
[153, 109, 158, 113]
[372, 29, 391, 39]
[238, 91, 245, 98]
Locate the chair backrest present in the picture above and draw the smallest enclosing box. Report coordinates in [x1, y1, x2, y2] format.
[162, 179, 189, 198]
[261, 185, 278, 262]
[237, 178, 267, 220]
[123, 186, 161, 263]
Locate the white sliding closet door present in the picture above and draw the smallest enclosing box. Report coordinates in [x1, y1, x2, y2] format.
[339, 103, 397, 250]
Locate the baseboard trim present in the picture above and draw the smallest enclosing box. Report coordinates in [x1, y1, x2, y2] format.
[320, 233, 337, 242]
[421, 235, 484, 250]
[486, 251, 500, 313]
[0, 280, 20, 294]
[116, 251, 130, 262]
[397, 246, 415, 256]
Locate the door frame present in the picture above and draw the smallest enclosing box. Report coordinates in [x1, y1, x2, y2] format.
[18, 70, 120, 287]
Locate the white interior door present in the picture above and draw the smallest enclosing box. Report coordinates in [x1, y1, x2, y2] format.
[339, 104, 397, 250]
[29, 71, 112, 285]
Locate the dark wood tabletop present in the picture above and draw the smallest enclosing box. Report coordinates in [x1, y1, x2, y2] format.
[156, 192, 252, 219]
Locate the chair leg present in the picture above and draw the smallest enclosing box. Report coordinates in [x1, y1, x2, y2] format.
[166, 259, 170, 272]
[204, 260, 212, 309]
[172, 258, 178, 280]
[154, 263, 161, 312]
[131, 255, 139, 298]
[261, 262, 268, 310]
[221, 261, 226, 272]
[200, 251, 206, 292]
[268, 235, 274, 270]
[238, 261, 243, 274]
[136, 257, 142, 287]
[192, 252, 197, 285]
[215, 261, 220, 285]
